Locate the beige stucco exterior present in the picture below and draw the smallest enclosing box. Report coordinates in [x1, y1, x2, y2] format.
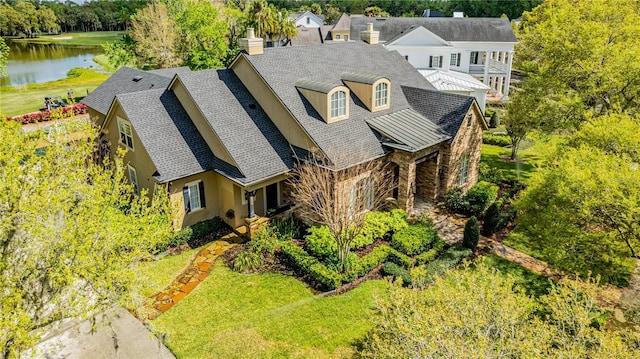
[331, 30, 350, 41]
[296, 86, 351, 123]
[342, 78, 390, 112]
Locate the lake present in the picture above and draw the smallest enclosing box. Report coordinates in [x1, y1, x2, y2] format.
[2, 40, 103, 87]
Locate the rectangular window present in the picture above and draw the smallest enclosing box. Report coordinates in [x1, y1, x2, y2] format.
[117, 117, 134, 150]
[458, 153, 470, 187]
[335, 34, 340, 40]
[349, 177, 374, 216]
[450, 53, 458, 66]
[466, 114, 473, 126]
[183, 181, 206, 213]
[429, 55, 443, 68]
[128, 165, 138, 195]
[344, 34, 348, 41]
[470, 51, 479, 65]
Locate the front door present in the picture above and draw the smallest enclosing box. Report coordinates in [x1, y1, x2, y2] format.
[266, 183, 278, 212]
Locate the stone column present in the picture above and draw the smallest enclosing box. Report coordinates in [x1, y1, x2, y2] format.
[397, 160, 417, 214]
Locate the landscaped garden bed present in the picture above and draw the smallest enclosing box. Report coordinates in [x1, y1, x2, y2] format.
[6, 103, 89, 124]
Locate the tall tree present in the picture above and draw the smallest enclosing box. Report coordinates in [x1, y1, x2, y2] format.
[289, 152, 394, 271]
[0, 119, 173, 357]
[0, 38, 8, 78]
[129, 2, 182, 69]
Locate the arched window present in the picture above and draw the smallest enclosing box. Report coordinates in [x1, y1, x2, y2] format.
[330, 91, 346, 118]
[375, 82, 388, 107]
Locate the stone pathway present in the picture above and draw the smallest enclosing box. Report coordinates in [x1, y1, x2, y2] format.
[145, 234, 244, 320]
[413, 200, 466, 245]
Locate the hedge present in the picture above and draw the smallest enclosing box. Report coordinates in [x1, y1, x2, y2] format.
[7, 104, 89, 125]
[305, 225, 337, 259]
[391, 224, 440, 256]
[279, 241, 343, 290]
[381, 262, 412, 286]
[352, 209, 409, 249]
[155, 217, 228, 253]
[414, 238, 445, 265]
[482, 132, 511, 147]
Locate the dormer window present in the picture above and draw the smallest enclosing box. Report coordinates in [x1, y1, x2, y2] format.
[331, 91, 347, 118]
[295, 79, 350, 123]
[375, 82, 388, 108]
[341, 72, 390, 112]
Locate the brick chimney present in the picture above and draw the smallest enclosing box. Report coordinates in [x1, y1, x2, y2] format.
[360, 23, 379, 45]
[239, 28, 264, 55]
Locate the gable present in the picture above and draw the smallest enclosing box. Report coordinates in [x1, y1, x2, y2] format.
[385, 26, 450, 47]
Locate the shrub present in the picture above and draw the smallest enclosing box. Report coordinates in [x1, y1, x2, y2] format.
[251, 227, 281, 254]
[423, 245, 472, 284]
[414, 212, 434, 227]
[444, 187, 468, 214]
[272, 216, 301, 240]
[482, 202, 501, 236]
[478, 162, 502, 184]
[482, 132, 511, 147]
[190, 217, 227, 240]
[305, 225, 337, 259]
[155, 227, 193, 253]
[351, 210, 409, 249]
[465, 181, 498, 216]
[386, 247, 413, 268]
[463, 217, 480, 250]
[279, 241, 343, 290]
[414, 238, 445, 265]
[489, 111, 500, 128]
[347, 245, 391, 280]
[232, 250, 263, 273]
[391, 224, 439, 256]
[381, 262, 412, 286]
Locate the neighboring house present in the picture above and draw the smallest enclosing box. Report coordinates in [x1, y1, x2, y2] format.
[419, 70, 490, 111]
[350, 16, 517, 101]
[83, 29, 486, 230]
[289, 11, 324, 28]
[330, 13, 351, 42]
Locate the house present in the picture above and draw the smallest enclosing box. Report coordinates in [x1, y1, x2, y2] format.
[350, 16, 517, 101]
[330, 13, 351, 42]
[419, 70, 490, 111]
[83, 28, 486, 230]
[289, 10, 324, 28]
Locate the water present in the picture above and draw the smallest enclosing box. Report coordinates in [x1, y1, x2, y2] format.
[2, 40, 103, 87]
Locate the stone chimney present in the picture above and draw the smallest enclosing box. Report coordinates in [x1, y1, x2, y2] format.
[360, 23, 379, 45]
[239, 28, 264, 55]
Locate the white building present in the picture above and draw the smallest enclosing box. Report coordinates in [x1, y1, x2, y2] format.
[419, 70, 490, 111]
[351, 16, 517, 101]
[289, 11, 324, 28]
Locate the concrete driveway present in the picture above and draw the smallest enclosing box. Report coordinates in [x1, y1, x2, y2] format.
[29, 307, 175, 359]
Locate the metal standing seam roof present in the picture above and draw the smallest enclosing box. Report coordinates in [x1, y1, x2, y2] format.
[419, 70, 491, 92]
[367, 108, 451, 152]
[341, 72, 387, 85]
[295, 79, 342, 93]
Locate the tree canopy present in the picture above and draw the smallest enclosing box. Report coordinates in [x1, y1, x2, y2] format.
[0, 119, 173, 357]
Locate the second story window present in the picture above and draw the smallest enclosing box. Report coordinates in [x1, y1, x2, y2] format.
[375, 82, 388, 107]
[117, 117, 134, 150]
[330, 91, 346, 118]
[429, 55, 443, 68]
[451, 53, 461, 66]
[470, 51, 479, 65]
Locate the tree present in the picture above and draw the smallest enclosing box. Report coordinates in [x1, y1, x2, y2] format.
[463, 216, 479, 249]
[289, 152, 394, 271]
[359, 262, 640, 358]
[515, 0, 640, 121]
[515, 114, 640, 283]
[102, 35, 136, 70]
[364, 6, 389, 17]
[0, 119, 173, 357]
[0, 38, 8, 78]
[129, 2, 182, 69]
[36, 5, 60, 34]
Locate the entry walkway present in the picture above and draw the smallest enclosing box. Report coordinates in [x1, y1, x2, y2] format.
[145, 234, 243, 320]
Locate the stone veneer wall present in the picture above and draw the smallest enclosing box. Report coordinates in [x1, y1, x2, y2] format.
[388, 143, 441, 214]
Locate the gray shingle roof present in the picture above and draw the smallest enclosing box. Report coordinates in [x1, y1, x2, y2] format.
[402, 86, 476, 141]
[290, 26, 332, 46]
[243, 42, 438, 168]
[116, 89, 219, 183]
[146, 67, 192, 77]
[331, 13, 351, 31]
[350, 17, 517, 43]
[82, 67, 173, 116]
[295, 79, 341, 93]
[342, 72, 387, 85]
[367, 109, 451, 152]
[176, 69, 292, 185]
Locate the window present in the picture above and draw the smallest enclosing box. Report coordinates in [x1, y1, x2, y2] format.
[306, 17, 310, 25]
[344, 34, 348, 41]
[470, 51, 479, 65]
[450, 53, 461, 66]
[466, 114, 473, 126]
[458, 153, 470, 186]
[330, 91, 346, 118]
[117, 117, 134, 150]
[335, 34, 341, 40]
[350, 177, 374, 216]
[429, 55, 443, 68]
[128, 165, 138, 195]
[183, 181, 205, 213]
[374, 82, 388, 108]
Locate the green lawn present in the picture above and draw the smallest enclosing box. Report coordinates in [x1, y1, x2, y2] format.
[138, 247, 202, 298]
[10, 31, 124, 47]
[475, 254, 553, 297]
[152, 262, 389, 359]
[1, 68, 109, 116]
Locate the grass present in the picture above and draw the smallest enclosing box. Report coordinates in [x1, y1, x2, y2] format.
[475, 254, 553, 297]
[1, 68, 109, 116]
[138, 247, 202, 298]
[9, 31, 124, 47]
[152, 261, 389, 358]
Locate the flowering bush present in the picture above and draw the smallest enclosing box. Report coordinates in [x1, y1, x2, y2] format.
[7, 104, 88, 125]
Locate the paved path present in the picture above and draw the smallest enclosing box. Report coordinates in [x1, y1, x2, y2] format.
[30, 307, 175, 359]
[145, 234, 243, 319]
[413, 200, 466, 245]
